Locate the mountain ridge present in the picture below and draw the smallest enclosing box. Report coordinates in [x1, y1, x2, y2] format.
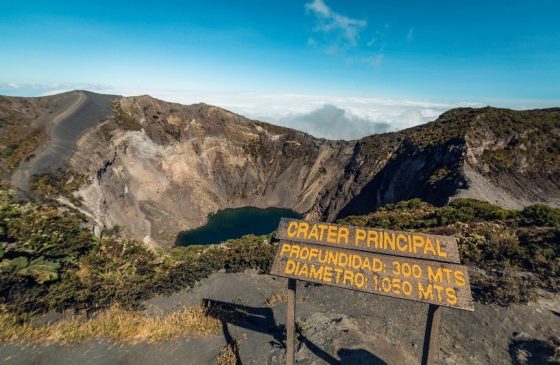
[0, 91, 558, 246]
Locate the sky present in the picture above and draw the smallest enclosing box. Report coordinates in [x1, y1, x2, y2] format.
[1, 0, 559, 139]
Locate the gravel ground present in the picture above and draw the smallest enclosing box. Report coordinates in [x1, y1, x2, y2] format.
[2, 271, 558, 365]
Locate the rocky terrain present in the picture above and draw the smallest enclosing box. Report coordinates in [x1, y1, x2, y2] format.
[1, 177, 558, 364]
[1, 271, 558, 365]
[1, 91, 559, 246]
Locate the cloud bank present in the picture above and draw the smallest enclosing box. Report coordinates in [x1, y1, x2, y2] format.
[280, 104, 391, 140]
[0, 83, 483, 140]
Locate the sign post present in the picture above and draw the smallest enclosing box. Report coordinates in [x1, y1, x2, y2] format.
[422, 304, 442, 365]
[286, 278, 296, 365]
[271, 218, 474, 364]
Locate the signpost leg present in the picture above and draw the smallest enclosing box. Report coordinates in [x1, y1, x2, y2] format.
[422, 304, 442, 365]
[286, 278, 297, 365]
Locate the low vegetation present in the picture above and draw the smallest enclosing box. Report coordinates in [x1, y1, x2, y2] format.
[0, 304, 220, 344]
[30, 171, 91, 205]
[3, 130, 44, 170]
[112, 101, 142, 131]
[339, 198, 560, 305]
[1, 184, 558, 344]
[0, 187, 275, 319]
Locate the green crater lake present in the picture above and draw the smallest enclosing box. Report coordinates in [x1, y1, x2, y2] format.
[177, 207, 302, 246]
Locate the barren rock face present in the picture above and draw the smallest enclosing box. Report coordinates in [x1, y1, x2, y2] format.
[1, 92, 559, 247]
[68, 96, 357, 246]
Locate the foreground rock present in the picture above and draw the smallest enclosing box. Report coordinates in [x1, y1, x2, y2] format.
[2, 271, 558, 364]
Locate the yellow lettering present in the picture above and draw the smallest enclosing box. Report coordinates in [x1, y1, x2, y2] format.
[308, 225, 319, 241]
[413, 235, 424, 253]
[298, 262, 308, 277]
[354, 273, 366, 288]
[433, 284, 444, 302]
[290, 244, 301, 258]
[285, 259, 297, 275]
[327, 251, 338, 265]
[355, 229, 366, 246]
[454, 270, 466, 286]
[337, 227, 349, 245]
[327, 225, 337, 243]
[309, 264, 324, 279]
[323, 266, 333, 282]
[334, 268, 344, 283]
[280, 243, 291, 256]
[308, 248, 319, 261]
[442, 268, 453, 284]
[318, 224, 328, 240]
[343, 270, 354, 286]
[436, 239, 448, 258]
[372, 258, 383, 272]
[351, 255, 362, 269]
[338, 252, 349, 267]
[428, 266, 443, 282]
[396, 234, 408, 252]
[446, 287, 457, 305]
[297, 222, 309, 240]
[299, 247, 310, 260]
[367, 230, 379, 248]
[384, 232, 396, 251]
[286, 221, 298, 237]
[418, 283, 433, 300]
[361, 257, 372, 271]
[424, 238, 436, 256]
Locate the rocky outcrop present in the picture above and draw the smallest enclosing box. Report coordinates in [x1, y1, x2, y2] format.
[1, 92, 558, 247]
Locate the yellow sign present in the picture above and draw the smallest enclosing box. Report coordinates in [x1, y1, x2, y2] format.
[270, 241, 474, 311]
[276, 218, 460, 263]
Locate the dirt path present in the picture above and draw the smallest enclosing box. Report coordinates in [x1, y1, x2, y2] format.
[10, 91, 116, 191]
[1, 271, 558, 364]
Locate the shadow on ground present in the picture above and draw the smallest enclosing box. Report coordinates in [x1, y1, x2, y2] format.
[203, 299, 386, 365]
[508, 332, 560, 365]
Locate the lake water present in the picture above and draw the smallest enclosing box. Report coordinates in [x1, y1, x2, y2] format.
[177, 207, 302, 246]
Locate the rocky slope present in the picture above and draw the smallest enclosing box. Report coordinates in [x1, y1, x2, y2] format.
[0, 91, 558, 246]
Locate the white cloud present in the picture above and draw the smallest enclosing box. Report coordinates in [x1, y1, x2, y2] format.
[0, 84, 486, 140]
[406, 27, 414, 42]
[101, 89, 474, 139]
[305, 0, 366, 47]
[0, 82, 111, 96]
[280, 104, 391, 140]
[372, 53, 384, 69]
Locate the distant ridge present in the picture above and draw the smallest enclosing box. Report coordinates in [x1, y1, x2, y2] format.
[0, 91, 558, 246]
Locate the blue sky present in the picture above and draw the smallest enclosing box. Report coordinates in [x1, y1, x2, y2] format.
[1, 0, 559, 138]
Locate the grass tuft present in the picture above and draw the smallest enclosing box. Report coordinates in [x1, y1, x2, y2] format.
[0, 304, 220, 344]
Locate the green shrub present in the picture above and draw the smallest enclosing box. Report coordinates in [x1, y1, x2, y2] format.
[1, 187, 279, 315]
[520, 204, 560, 227]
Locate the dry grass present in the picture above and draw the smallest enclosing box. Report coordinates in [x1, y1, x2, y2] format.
[5, 130, 45, 169]
[0, 304, 220, 344]
[265, 292, 288, 307]
[216, 340, 239, 365]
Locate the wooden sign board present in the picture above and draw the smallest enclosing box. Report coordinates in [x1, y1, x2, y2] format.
[271, 218, 474, 365]
[270, 241, 474, 311]
[276, 218, 460, 263]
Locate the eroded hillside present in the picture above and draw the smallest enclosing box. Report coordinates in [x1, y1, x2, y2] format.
[0, 91, 558, 246]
